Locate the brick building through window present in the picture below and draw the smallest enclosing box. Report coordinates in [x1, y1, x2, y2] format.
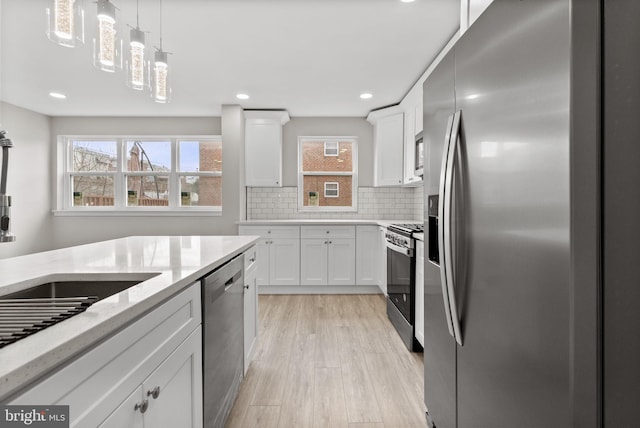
[299, 137, 357, 211]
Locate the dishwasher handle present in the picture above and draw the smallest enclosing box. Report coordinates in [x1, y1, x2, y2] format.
[202, 255, 245, 303]
[224, 271, 242, 291]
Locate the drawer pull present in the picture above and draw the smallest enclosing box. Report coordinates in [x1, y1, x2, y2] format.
[147, 386, 161, 399]
[135, 399, 149, 413]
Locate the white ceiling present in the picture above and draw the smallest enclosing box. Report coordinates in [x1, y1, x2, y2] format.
[0, 0, 459, 118]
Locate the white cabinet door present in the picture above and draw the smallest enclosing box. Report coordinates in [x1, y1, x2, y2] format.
[98, 388, 144, 428]
[415, 240, 424, 347]
[356, 225, 379, 286]
[245, 118, 283, 187]
[373, 112, 404, 187]
[269, 238, 300, 285]
[300, 238, 328, 286]
[243, 267, 257, 373]
[253, 238, 270, 287]
[378, 226, 388, 295]
[327, 238, 356, 286]
[143, 327, 203, 428]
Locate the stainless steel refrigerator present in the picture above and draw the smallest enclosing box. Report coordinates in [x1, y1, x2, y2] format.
[422, 0, 640, 426]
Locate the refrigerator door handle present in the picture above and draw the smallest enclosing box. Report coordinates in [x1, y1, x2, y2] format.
[444, 110, 464, 346]
[438, 114, 456, 339]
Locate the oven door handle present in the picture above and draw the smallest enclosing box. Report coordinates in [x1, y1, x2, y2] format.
[385, 240, 414, 258]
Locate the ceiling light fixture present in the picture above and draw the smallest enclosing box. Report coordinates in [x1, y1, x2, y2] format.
[360, 93, 373, 99]
[152, 0, 171, 103]
[46, 0, 85, 48]
[236, 93, 250, 100]
[400, 0, 416, 3]
[93, 0, 122, 72]
[126, 0, 149, 90]
[49, 92, 67, 99]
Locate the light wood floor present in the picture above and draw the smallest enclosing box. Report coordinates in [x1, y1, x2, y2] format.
[225, 294, 426, 428]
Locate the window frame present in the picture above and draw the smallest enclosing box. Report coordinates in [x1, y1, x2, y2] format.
[324, 182, 339, 198]
[56, 135, 222, 215]
[324, 141, 339, 156]
[298, 136, 358, 212]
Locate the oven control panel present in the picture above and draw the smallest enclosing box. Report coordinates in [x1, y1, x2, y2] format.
[385, 231, 412, 249]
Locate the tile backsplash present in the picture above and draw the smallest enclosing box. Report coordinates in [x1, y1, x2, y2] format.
[247, 185, 424, 220]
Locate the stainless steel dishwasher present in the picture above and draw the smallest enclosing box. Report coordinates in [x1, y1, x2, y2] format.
[202, 254, 244, 428]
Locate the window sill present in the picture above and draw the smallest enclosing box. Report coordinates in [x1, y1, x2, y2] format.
[52, 209, 222, 217]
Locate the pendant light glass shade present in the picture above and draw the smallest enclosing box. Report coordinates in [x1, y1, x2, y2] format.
[92, 0, 122, 72]
[126, 28, 150, 90]
[152, 50, 171, 103]
[46, 0, 85, 48]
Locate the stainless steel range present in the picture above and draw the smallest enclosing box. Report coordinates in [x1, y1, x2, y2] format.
[385, 223, 423, 352]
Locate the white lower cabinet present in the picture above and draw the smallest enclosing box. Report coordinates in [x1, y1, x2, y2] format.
[356, 225, 380, 286]
[11, 284, 203, 428]
[99, 327, 202, 428]
[378, 226, 388, 295]
[300, 226, 355, 286]
[243, 246, 258, 374]
[238, 226, 300, 288]
[415, 239, 425, 347]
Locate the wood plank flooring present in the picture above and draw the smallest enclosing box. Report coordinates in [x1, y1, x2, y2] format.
[225, 294, 426, 428]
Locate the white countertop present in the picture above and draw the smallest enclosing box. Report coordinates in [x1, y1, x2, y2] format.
[0, 235, 258, 400]
[238, 219, 422, 228]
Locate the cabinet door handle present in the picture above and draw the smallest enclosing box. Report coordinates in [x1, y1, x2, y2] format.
[134, 399, 149, 413]
[147, 386, 161, 399]
[328, 241, 332, 244]
[244, 284, 250, 290]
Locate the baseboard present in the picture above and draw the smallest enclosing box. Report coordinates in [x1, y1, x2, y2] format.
[258, 285, 383, 295]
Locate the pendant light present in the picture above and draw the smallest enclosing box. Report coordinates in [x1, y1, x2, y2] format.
[126, 0, 149, 90]
[46, 0, 85, 48]
[152, 0, 171, 103]
[93, 0, 122, 72]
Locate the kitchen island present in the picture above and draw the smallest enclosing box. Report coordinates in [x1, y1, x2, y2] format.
[0, 235, 258, 408]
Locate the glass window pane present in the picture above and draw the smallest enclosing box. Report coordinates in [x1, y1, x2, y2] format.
[303, 175, 352, 207]
[126, 175, 169, 206]
[179, 140, 222, 172]
[72, 175, 115, 206]
[125, 140, 171, 172]
[72, 141, 117, 172]
[180, 176, 221, 207]
[302, 140, 352, 172]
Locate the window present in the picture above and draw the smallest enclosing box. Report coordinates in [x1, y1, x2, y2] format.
[60, 136, 222, 213]
[298, 137, 357, 211]
[324, 182, 339, 197]
[324, 141, 339, 156]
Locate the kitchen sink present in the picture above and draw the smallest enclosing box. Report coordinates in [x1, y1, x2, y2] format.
[0, 280, 143, 302]
[0, 278, 154, 348]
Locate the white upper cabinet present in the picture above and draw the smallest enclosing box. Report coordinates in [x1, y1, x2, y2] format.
[401, 86, 423, 185]
[244, 110, 290, 187]
[367, 106, 405, 187]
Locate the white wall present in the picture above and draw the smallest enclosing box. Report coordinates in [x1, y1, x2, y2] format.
[282, 117, 374, 186]
[48, 115, 248, 249]
[0, 102, 54, 259]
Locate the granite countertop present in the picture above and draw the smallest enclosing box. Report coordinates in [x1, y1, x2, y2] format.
[0, 235, 258, 400]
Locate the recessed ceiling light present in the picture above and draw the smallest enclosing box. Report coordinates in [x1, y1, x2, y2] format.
[360, 93, 373, 100]
[49, 92, 67, 99]
[400, 0, 416, 3]
[236, 93, 250, 100]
